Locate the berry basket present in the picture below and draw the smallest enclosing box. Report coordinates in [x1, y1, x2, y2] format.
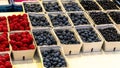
[9, 31, 36, 61]
[32, 28, 59, 47]
[37, 45, 69, 68]
[7, 13, 31, 31]
[75, 25, 103, 52]
[42, 0, 64, 13]
[47, 12, 73, 29]
[53, 27, 82, 55]
[61, 0, 83, 12]
[96, 24, 120, 51]
[28, 13, 52, 29]
[67, 11, 94, 27]
[0, 53, 13, 68]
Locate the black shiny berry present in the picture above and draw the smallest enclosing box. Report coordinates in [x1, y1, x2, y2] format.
[99, 27, 120, 41]
[97, 0, 118, 10]
[109, 12, 120, 24]
[89, 12, 112, 25]
[80, 1, 100, 10]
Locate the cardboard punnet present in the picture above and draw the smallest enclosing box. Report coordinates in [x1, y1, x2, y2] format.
[53, 27, 83, 55]
[96, 24, 120, 51]
[9, 31, 36, 60]
[37, 45, 69, 68]
[32, 28, 59, 46]
[75, 25, 103, 52]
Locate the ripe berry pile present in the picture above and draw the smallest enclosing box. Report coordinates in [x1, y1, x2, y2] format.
[42, 49, 67, 68]
[0, 17, 8, 32]
[77, 28, 100, 42]
[89, 12, 112, 25]
[0, 32, 9, 51]
[49, 14, 70, 27]
[8, 14, 30, 31]
[0, 54, 12, 68]
[23, 3, 42, 12]
[55, 30, 80, 44]
[33, 30, 57, 46]
[109, 12, 120, 24]
[69, 13, 89, 25]
[97, 0, 118, 10]
[63, 2, 82, 11]
[99, 27, 120, 41]
[29, 14, 50, 27]
[10, 32, 35, 50]
[80, 1, 100, 10]
[43, 2, 62, 12]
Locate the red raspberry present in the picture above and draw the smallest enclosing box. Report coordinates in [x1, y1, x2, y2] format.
[4, 54, 10, 61]
[5, 61, 12, 68]
[0, 65, 5, 68]
[29, 44, 35, 49]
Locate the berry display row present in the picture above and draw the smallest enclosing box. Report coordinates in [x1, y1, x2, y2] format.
[1, 0, 120, 13]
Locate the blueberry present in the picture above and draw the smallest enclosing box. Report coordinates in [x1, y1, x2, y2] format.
[89, 12, 112, 25]
[63, 2, 82, 11]
[23, 3, 42, 12]
[29, 14, 50, 27]
[41, 49, 67, 68]
[99, 27, 120, 41]
[77, 28, 100, 42]
[109, 12, 120, 24]
[69, 13, 90, 25]
[97, 0, 118, 10]
[49, 14, 71, 27]
[55, 29, 80, 44]
[43, 2, 62, 12]
[80, 0, 100, 10]
[33, 30, 57, 46]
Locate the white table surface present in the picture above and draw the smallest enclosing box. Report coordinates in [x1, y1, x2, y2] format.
[12, 51, 120, 68]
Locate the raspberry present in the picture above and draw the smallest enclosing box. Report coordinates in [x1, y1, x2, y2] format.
[8, 14, 30, 31]
[10, 32, 35, 50]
